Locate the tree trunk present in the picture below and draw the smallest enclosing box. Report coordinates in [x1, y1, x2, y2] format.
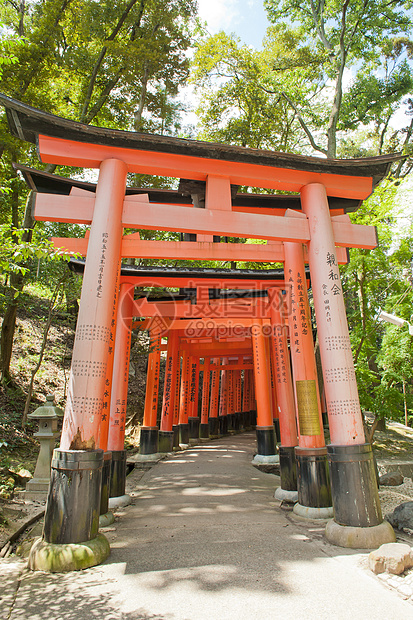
[0, 301, 18, 384]
[134, 63, 150, 131]
[22, 282, 63, 427]
[326, 59, 345, 159]
[0, 192, 35, 383]
[403, 379, 408, 427]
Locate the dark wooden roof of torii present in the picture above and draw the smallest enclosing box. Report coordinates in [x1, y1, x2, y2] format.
[0, 93, 402, 190]
[68, 257, 289, 281]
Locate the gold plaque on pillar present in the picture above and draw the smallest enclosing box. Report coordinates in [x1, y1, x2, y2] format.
[296, 380, 321, 436]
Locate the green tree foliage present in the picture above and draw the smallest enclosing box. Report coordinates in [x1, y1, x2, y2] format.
[341, 178, 413, 423]
[0, 0, 198, 383]
[191, 26, 325, 153]
[264, 0, 413, 158]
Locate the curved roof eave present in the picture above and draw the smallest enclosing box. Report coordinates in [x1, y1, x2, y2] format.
[0, 93, 403, 187]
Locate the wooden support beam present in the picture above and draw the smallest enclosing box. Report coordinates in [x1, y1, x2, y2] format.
[332, 219, 377, 249]
[52, 236, 350, 264]
[36, 193, 311, 242]
[201, 363, 254, 371]
[183, 347, 253, 357]
[168, 317, 269, 330]
[132, 297, 272, 319]
[40, 194, 376, 250]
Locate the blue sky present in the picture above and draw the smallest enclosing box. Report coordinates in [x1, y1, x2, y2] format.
[197, 0, 270, 48]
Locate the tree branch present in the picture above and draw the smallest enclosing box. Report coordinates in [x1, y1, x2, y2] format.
[281, 91, 328, 156]
[309, 0, 332, 51]
[84, 71, 122, 124]
[18, 0, 72, 97]
[345, 0, 369, 55]
[80, 0, 145, 122]
[393, 117, 413, 178]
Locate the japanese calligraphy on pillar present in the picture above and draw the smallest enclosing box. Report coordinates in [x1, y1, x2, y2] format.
[284, 242, 323, 440]
[234, 370, 241, 412]
[272, 325, 288, 387]
[288, 268, 311, 354]
[163, 354, 173, 419]
[173, 354, 181, 425]
[321, 251, 342, 324]
[102, 264, 120, 426]
[219, 369, 227, 416]
[190, 361, 197, 404]
[201, 358, 211, 422]
[96, 232, 108, 299]
[210, 364, 220, 417]
[227, 371, 235, 414]
[320, 250, 360, 419]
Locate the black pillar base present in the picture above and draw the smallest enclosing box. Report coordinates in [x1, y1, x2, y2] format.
[327, 443, 383, 527]
[295, 447, 332, 508]
[255, 426, 277, 456]
[250, 410, 257, 428]
[209, 417, 219, 438]
[243, 410, 252, 430]
[140, 427, 159, 455]
[279, 445, 297, 491]
[44, 449, 103, 544]
[172, 425, 180, 449]
[199, 423, 209, 439]
[179, 423, 190, 444]
[227, 413, 236, 433]
[100, 451, 112, 515]
[219, 415, 228, 436]
[188, 417, 200, 440]
[159, 430, 174, 453]
[234, 412, 241, 432]
[273, 419, 280, 443]
[110, 450, 126, 497]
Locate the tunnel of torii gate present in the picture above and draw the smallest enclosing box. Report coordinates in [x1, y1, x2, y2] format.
[1, 93, 401, 570]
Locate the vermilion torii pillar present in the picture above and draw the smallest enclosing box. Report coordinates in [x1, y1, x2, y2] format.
[284, 240, 333, 519]
[61, 159, 127, 451]
[159, 330, 180, 453]
[107, 281, 134, 501]
[209, 359, 220, 438]
[179, 350, 191, 445]
[226, 363, 236, 433]
[140, 330, 161, 457]
[251, 320, 277, 462]
[200, 357, 211, 439]
[233, 367, 242, 431]
[188, 356, 200, 442]
[267, 333, 279, 440]
[242, 367, 252, 429]
[219, 360, 229, 436]
[42, 158, 127, 568]
[172, 340, 181, 449]
[269, 289, 299, 501]
[301, 183, 393, 545]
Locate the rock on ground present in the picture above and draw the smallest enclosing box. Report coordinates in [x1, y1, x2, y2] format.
[379, 471, 404, 486]
[369, 542, 413, 575]
[387, 501, 413, 533]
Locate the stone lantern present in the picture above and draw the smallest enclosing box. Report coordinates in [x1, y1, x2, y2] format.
[25, 395, 63, 499]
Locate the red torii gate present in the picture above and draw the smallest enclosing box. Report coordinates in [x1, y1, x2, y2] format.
[69, 259, 293, 458]
[1, 93, 398, 570]
[124, 268, 331, 515]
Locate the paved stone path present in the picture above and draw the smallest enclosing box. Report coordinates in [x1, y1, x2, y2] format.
[2, 432, 413, 619]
